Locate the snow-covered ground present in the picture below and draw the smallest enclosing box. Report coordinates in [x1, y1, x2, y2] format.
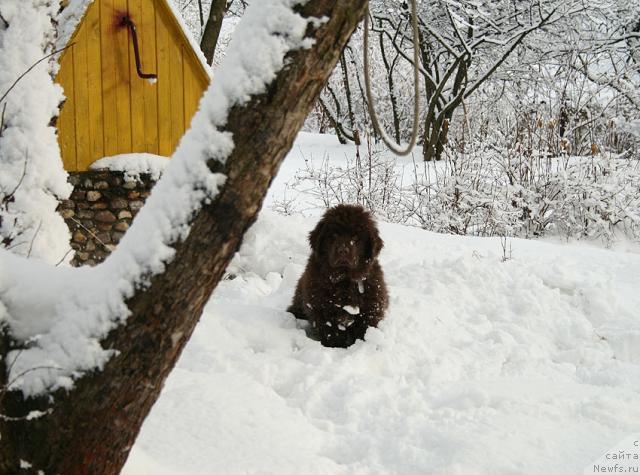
[122, 134, 640, 475]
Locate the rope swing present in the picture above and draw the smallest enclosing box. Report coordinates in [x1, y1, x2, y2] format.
[363, 0, 421, 156]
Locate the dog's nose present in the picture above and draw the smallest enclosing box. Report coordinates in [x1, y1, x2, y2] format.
[337, 244, 349, 255]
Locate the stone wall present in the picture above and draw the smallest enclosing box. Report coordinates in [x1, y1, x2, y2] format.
[57, 170, 155, 266]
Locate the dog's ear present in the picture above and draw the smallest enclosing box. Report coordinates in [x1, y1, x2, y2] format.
[309, 221, 328, 257]
[365, 230, 383, 261]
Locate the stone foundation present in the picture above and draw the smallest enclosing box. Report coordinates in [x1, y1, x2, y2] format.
[57, 170, 155, 266]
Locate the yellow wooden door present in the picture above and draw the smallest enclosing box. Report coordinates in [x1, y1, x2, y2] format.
[56, 0, 210, 172]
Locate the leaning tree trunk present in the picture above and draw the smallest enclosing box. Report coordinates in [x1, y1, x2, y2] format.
[200, 0, 227, 65]
[0, 1, 368, 473]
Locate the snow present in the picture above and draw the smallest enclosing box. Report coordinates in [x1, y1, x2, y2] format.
[55, 0, 93, 52]
[0, 0, 72, 264]
[122, 200, 640, 474]
[164, 0, 213, 76]
[0, 0, 319, 396]
[342, 304, 360, 315]
[1, 1, 638, 471]
[90, 153, 169, 181]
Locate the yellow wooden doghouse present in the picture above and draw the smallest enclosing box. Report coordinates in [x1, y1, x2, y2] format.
[57, 0, 210, 171]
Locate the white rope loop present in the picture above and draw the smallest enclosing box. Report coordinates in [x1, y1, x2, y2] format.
[363, 0, 421, 156]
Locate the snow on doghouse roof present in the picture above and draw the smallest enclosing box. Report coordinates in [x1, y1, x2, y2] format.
[56, 0, 212, 77]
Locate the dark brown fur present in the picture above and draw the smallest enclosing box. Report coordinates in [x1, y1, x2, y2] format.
[288, 204, 388, 348]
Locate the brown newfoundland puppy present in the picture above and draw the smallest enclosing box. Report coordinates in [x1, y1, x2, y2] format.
[288, 204, 388, 348]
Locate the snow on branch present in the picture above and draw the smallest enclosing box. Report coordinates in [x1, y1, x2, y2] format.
[1, 0, 318, 397]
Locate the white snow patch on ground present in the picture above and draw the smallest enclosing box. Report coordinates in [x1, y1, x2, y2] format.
[123, 206, 640, 474]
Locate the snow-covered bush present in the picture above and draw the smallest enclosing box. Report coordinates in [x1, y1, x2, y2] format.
[285, 138, 640, 245]
[287, 136, 405, 223]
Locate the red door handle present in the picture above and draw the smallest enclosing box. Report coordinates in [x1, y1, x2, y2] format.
[120, 16, 157, 80]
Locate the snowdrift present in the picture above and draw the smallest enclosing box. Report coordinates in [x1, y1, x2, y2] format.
[124, 210, 640, 474]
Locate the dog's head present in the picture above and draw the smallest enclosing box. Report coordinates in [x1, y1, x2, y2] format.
[309, 205, 383, 272]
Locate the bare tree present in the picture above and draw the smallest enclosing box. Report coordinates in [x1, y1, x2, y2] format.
[371, 0, 583, 160]
[0, 1, 368, 473]
[491, 0, 640, 157]
[317, 49, 363, 144]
